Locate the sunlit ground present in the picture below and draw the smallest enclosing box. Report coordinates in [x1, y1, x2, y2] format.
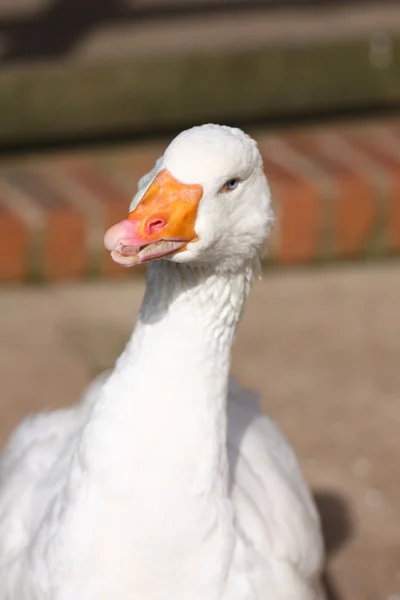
[1, 261, 399, 600]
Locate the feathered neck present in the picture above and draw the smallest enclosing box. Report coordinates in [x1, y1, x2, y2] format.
[138, 259, 254, 350]
[82, 259, 255, 489]
[69, 259, 257, 599]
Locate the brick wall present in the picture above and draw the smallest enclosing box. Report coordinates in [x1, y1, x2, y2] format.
[1, 118, 399, 282]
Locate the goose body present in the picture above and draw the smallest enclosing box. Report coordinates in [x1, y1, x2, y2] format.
[0, 125, 325, 599]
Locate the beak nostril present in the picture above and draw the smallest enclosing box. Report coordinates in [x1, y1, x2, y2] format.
[146, 218, 166, 235]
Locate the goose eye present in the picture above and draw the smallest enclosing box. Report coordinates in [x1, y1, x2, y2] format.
[221, 178, 240, 193]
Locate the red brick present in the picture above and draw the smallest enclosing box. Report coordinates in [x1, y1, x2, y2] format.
[283, 132, 378, 258]
[4, 171, 87, 280]
[335, 175, 378, 256]
[275, 180, 322, 264]
[97, 145, 162, 197]
[0, 207, 28, 281]
[261, 153, 322, 264]
[384, 119, 400, 138]
[341, 136, 400, 252]
[43, 209, 86, 280]
[62, 163, 130, 277]
[127, 156, 160, 181]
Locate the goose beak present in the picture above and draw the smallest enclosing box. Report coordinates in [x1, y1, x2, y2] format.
[104, 169, 203, 266]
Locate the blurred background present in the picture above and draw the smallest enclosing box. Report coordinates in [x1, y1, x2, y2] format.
[0, 1, 399, 599]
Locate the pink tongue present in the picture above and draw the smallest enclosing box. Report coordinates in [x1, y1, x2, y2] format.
[104, 219, 141, 251]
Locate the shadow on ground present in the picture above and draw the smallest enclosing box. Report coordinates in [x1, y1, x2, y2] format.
[314, 491, 354, 600]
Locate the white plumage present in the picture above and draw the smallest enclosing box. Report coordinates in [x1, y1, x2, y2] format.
[0, 125, 325, 599]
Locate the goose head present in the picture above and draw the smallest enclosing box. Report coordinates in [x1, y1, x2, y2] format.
[104, 124, 273, 272]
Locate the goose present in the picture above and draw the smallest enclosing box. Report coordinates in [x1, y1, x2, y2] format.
[0, 124, 325, 600]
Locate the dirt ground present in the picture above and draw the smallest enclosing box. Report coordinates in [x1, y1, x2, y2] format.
[0, 262, 399, 599]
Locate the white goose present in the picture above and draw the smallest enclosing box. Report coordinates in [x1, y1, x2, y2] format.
[0, 125, 325, 600]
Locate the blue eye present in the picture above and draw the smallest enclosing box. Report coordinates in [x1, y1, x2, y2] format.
[223, 178, 240, 192]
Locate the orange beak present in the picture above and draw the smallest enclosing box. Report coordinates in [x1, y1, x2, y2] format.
[104, 169, 203, 266]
